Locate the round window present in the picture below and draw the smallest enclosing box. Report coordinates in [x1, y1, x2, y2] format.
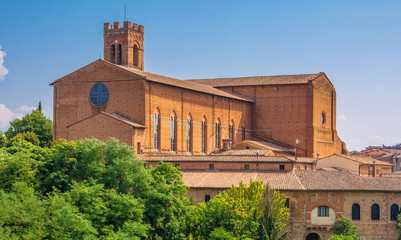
[320, 112, 326, 124]
[90, 83, 109, 106]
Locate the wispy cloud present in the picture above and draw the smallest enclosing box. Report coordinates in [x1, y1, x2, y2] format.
[0, 104, 36, 131]
[0, 45, 9, 81]
[0, 104, 17, 129]
[337, 115, 347, 121]
[18, 105, 36, 113]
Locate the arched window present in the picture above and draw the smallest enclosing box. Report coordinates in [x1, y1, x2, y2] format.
[320, 112, 326, 124]
[133, 44, 139, 66]
[170, 112, 177, 152]
[153, 110, 160, 150]
[215, 118, 221, 149]
[186, 114, 193, 153]
[352, 203, 360, 220]
[111, 45, 116, 64]
[371, 204, 380, 220]
[201, 116, 207, 154]
[117, 44, 122, 65]
[229, 120, 234, 144]
[391, 204, 399, 221]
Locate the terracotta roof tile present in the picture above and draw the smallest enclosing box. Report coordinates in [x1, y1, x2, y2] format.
[138, 155, 293, 163]
[321, 154, 392, 166]
[115, 63, 254, 102]
[183, 169, 401, 192]
[67, 112, 145, 128]
[212, 149, 272, 156]
[233, 140, 293, 152]
[182, 171, 304, 190]
[187, 73, 322, 87]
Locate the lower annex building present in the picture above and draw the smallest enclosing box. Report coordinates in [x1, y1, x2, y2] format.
[51, 21, 400, 240]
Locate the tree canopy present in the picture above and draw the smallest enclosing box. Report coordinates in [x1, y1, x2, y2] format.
[0, 133, 290, 239]
[186, 180, 289, 240]
[5, 109, 52, 147]
[328, 215, 359, 240]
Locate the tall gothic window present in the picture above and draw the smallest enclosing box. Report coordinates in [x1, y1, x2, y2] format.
[154, 113, 160, 150]
[201, 120, 207, 154]
[371, 204, 380, 220]
[242, 127, 246, 141]
[229, 120, 234, 144]
[391, 204, 399, 221]
[352, 203, 360, 220]
[117, 44, 122, 65]
[170, 116, 176, 152]
[133, 44, 139, 66]
[111, 45, 116, 64]
[186, 118, 192, 153]
[215, 119, 221, 149]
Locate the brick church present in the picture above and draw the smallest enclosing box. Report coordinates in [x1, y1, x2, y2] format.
[51, 21, 347, 159]
[51, 21, 401, 240]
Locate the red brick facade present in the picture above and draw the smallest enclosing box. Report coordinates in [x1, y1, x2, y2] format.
[51, 21, 347, 158]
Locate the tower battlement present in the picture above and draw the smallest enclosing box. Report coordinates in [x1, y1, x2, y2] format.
[104, 21, 144, 33]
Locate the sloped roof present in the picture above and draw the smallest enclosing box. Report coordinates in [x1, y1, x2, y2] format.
[51, 59, 253, 103]
[183, 170, 304, 190]
[188, 73, 322, 87]
[212, 149, 272, 156]
[183, 169, 401, 192]
[113, 62, 253, 102]
[295, 170, 401, 191]
[320, 154, 392, 166]
[67, 111, 145, 128]
[138, 155, 293, 163]
[232, 140, 294, 152]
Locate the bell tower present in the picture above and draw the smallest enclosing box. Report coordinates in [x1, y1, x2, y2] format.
[104, 21, 144, 70]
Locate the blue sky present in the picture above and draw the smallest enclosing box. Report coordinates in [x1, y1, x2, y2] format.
[0, 0, 400, 151]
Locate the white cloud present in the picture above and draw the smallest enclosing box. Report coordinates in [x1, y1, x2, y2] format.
[0, 104, 37, 131]
[0, 104, 15, 129]
[0, 45, 9, 81]
[337, 115, 347, 121]
[18, 105, 36, 113]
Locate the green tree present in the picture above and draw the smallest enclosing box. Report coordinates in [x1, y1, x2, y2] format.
[0, 137, 192, 239]
[0, 140, 49, 191]
[146, 162, 190, 239]
[187, 180, 289, 240]
[0, 182, 97, 240]
[0, 131, 7, 147]
[329, 215, 359, 240]
[10, 131, 40, 146]
[5, 109, 52, 147]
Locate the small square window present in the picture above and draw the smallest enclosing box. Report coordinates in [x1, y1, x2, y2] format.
[244, 164, 249, 170]
[175, 164, 180, 168]
[205, 195, 211, 202]
[209, 164, 215, 170]
[279, 165, 285, 170]
[318, 206, 329, 217]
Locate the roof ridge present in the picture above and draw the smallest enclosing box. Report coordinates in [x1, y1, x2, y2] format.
[186, 72, 322, 81]
[293, 171, 306, 190]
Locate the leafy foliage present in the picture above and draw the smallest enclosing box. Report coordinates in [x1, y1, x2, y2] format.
[0, 137, 192, 239]
[186, 180, 289, 240]
[329, 215, 359, 240]
[0, 131, 7, 147]
[5, 110, 53, 147]
[0, 136, 290, 239]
